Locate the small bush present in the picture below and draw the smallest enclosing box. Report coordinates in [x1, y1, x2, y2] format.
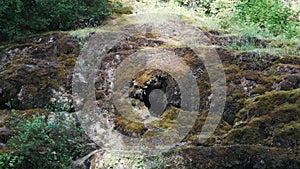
[236, 0, 298, 37]
[210, 0, 239, 28]
[0, 101, 92, 169]
[0, 0, 112, 42]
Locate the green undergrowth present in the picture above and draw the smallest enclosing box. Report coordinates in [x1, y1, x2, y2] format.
[0, 0, 112, 42]
[176, 0, 299, 40]
[126, 0, 299, 43]
[0, 99, 92, 169]
[0, 0, 132, 44]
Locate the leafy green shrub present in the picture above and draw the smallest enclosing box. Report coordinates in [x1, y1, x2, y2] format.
[210, 0, 239, 28]
[0, 0, 112, 42]
[0, 153, 24, 169]
[170, 0, 299, 39]
[174, 0, 237, 28]
[236, 0, 298, 37]
[0, 101, 92, 169]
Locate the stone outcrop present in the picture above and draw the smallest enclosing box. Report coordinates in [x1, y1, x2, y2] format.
[0, 33, 78, 110]
[0, 13, 299, 169]
[71, 13, 299, 168]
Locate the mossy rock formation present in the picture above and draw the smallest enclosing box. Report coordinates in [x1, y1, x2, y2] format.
[0, 13, 299, 169]
[0, 33, 79, 110]
[70, 13, 300, 168]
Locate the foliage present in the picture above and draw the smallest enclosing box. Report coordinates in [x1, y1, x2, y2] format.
[210, 0, 239, 28]
[0, 100, 91, 169]
[170, 0, 299, 40]
[235, 0, 299, 37]
[0, 153, 24, 169]
[0, 0, 112, 42]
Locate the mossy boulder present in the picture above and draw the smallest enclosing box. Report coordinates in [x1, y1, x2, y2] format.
[0, 33, 79, 110]
[222, 89, 300, 147]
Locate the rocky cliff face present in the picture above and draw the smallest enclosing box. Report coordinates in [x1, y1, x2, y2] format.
[0, 14, 299, 169]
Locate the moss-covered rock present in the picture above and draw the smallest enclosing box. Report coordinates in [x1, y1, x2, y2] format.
[176, 145, 300, 169]
[222, 89, 300, 147]
[89, 15, 300, 150]
[81, 13, 300, 168]
[0, 33, 78, 110]
[1, 10, 300, 168]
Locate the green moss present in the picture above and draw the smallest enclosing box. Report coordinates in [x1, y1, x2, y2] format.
[58, 35, 79, 57]
[114, 114, 145, 136]
[224, 89, 300, 146]
[134, 69, 165, 87]
[221, 126, 262, 145]
[271, 103, 300, 123]
[161, 107, 180, 120]
[252, 85, 267, 95]
[112, 1, 133, 15]
[0, 110, 9, 127]
[237, 89, 300, 121]
[0, 32, 79, 110]
[145, 107, 181, 130]
[114, 6, 133, 15]
[273, 121, 300, 148]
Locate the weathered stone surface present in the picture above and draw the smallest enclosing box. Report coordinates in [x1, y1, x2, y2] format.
[0, 33, 78, 110]
[69, 12, 300, 168]
[0, 11, 299, 169]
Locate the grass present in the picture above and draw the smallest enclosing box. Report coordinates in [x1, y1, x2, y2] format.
[227, 35, 300, 56]
[119, 0, 299, 42]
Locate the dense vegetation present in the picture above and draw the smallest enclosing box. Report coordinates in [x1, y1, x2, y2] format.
[236, 0, 298, 37]
[0, 0, 111, 42]
[175, 0, 300, 40]
[0, 101, 91, 169]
